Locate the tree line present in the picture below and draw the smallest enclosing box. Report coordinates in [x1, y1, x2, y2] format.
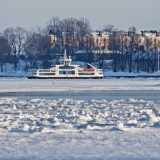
[0, 16, 160, 73]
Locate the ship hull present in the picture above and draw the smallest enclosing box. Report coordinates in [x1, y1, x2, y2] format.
[27, 76, 104, 79]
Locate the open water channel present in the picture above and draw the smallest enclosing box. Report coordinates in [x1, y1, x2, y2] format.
[0, 90, 160, 100]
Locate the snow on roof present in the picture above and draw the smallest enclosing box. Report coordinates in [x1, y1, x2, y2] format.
[144, 33, 157, 37]
[132, 51, 158, 60]
[54, 53, 62, 56]
[10, 52, 26, 56]
[88, 32, 109, 37]
[76, 50, 112, 54]
[103, 60, 113, 64]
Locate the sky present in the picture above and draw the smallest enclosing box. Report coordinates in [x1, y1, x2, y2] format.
[0, 0, 160, 33]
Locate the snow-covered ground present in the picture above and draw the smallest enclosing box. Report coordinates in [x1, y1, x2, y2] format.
[0, 78, 160, 159]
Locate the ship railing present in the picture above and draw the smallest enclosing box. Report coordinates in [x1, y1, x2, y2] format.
[59, 69, 75, 71]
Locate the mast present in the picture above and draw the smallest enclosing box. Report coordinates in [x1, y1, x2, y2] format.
[63, 49, 71, 66]
[64, 49, 68, 60]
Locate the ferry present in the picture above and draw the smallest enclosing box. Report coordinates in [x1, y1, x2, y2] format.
[27, 51, 104, 79]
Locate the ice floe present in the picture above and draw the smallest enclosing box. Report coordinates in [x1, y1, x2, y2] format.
[0, 98, 160, 132]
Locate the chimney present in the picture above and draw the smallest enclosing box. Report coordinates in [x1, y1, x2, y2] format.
[156, 32, 159, 37]
[49, 30, 53, 35]
[150, 30, 154, 33]
[128, 31, 130, 36]
[99, 31, 102, 36]
[113, 31, 116, 36]
[141, 31, 145, 36]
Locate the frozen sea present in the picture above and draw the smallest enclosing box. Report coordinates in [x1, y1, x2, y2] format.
[0, 78, 160, 159]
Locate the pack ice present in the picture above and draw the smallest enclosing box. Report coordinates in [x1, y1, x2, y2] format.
[0, 98, 160, 132]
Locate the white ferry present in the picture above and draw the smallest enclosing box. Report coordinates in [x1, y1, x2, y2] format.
[27, 51, 104, 79]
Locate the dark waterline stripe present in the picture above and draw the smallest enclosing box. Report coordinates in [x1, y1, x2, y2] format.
[0, 90, 160, 100]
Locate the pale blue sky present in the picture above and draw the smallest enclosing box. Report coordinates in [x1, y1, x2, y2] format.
[0, 0, 160, 32]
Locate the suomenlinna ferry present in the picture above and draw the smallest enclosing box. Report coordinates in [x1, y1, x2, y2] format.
[27, 51, 104, 79]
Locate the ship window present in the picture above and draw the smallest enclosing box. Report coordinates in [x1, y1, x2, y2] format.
[39, 69, 50, 72]
[68, 71, 75, 74]
[39, 73, 55, 75]
[59, 71, 66, 74]
[59, 71, 75, 75]
[59, 66, 75, 69]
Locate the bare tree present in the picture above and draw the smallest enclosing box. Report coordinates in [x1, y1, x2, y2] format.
[94, 37, 109, 69]
[25, 27, 53, 69]
[25, 30, 41, 69]
[133, 37, 143, 73]
[118, 36, 128, 71]
[127, 29, 138, 73]
[77, 17, 92, 50]
[47, 16, 60, 35]
[62, 17, 78, 56]
[39, 35, 53, 69]
[84, 36, 94, 64]
[0, 36, 10, 72]
[144, 37, 153, 72]
[108, 30, 120, 72]
[150, 38, 160, 72]
[55, 17, 92, 57]
[128, 26, 137, 34]
[103, 24, 114, 35]
[3, 27, 28, 71]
